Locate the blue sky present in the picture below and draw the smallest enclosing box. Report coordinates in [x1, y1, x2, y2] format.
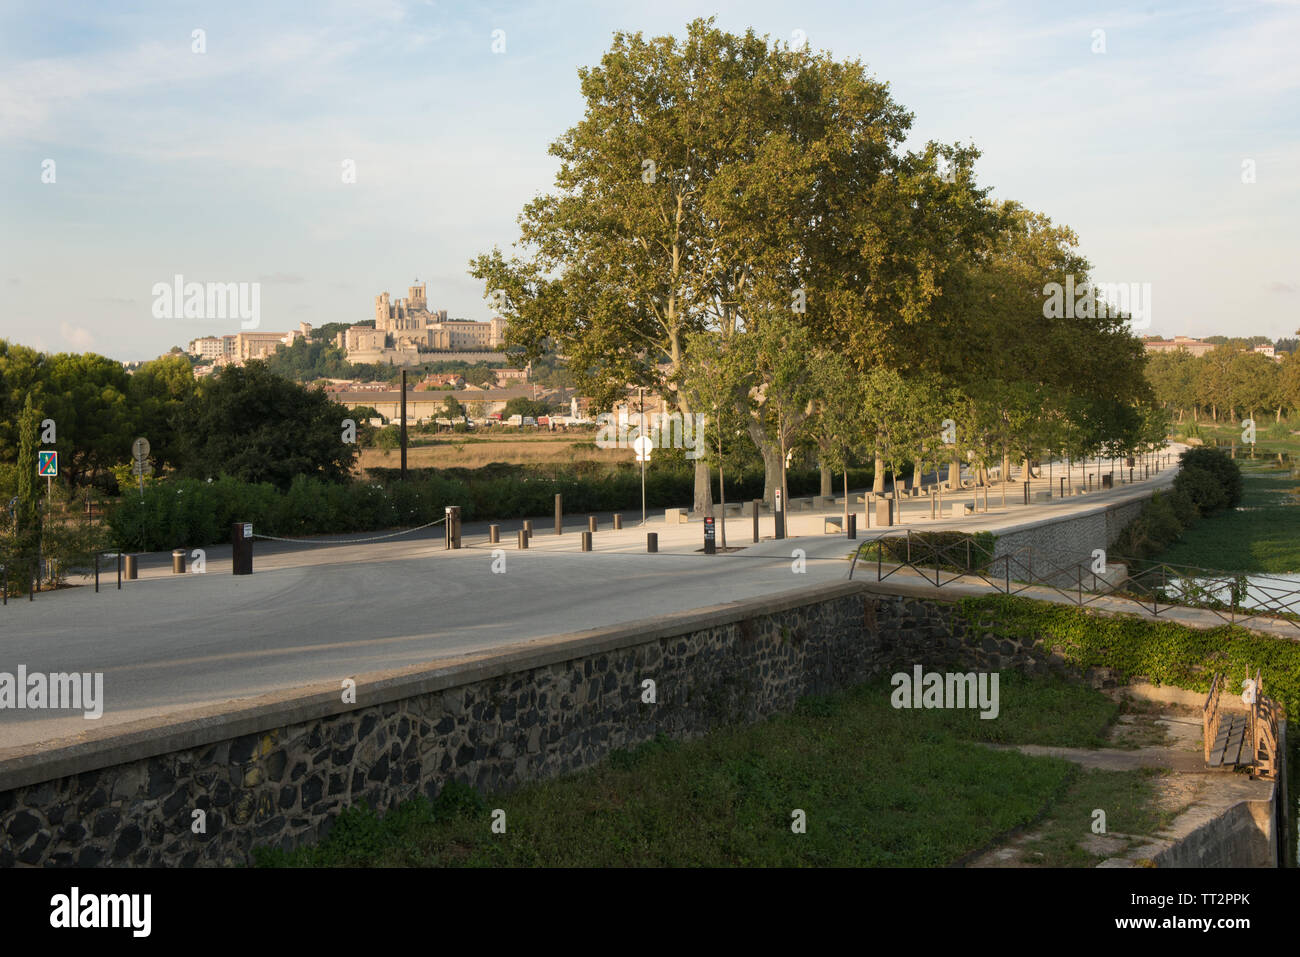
[1, 0, 1297, 361]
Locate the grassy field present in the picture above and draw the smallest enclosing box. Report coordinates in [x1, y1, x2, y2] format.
[254, 671, 1172, 868]
[1177, 419, 1300, 457]
[1150, 461, 1300, 573]
[358, 432, 626, 470]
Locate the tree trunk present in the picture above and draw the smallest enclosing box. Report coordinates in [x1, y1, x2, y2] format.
[743, 412, 784, 509]
[693, 459, 713, 516]
[873, 438, 885, 494]
[948, 457, 960, 490]
[819, 461, 832, 498]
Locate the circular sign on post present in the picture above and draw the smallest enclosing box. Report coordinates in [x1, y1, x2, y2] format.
[633, 435, 653, 462]
[132, 437, 150, 462]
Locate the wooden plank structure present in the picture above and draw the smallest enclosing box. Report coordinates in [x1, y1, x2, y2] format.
[1203, 668, 1281, 778]
[1249, 669, 1281, 781]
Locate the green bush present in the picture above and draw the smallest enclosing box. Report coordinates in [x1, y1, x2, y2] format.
[1165, 487, 1199, 527]
[859, 531, 997, 572]
[1113, 448, 1244, 561]
[104, 462, 885, 552]
[1174, 446, 1242, 511]
[955, 594, 1300, 717]
[1173, 467, 1229, 515]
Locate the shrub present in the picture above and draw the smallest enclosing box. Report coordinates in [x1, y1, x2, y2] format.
[1175, 446, 1242, 511]
[1173, 467, 1228, 515]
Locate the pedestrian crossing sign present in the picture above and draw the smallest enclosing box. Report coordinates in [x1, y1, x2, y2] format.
[38, 450, 57, 477]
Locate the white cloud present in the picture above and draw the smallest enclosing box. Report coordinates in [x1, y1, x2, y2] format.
[59, 322, 95, 350]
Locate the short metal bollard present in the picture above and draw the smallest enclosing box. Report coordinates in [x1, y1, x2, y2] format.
[125, 554, 138, 580]
[523, 519, 533, 539]
[555, 493, 563, 535]
[581, 531, 592, 552]
[752, 500, 761, 543]
[647, 532, 658, 553]
[847, 514, 857, 539]
[588, 515, 597, 533]
[489, 524, 500, 544]
[613, 514, 623, 530]
[518, 529, 529, 549]
[445, 506, 463, 549]
[172, 549, 186, 573]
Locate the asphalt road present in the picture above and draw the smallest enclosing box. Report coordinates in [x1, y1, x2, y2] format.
[0, 532, 859, 751]
[0, 452, 1178, 753]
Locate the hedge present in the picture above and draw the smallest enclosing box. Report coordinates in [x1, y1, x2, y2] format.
[1111, 447, 1242, 561]
[954, 594, 1300, 717]
[106, 464, 881, 552]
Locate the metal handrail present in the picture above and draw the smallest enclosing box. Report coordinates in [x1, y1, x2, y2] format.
[851, 533, 1300, 633]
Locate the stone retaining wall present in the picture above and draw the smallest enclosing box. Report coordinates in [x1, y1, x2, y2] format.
[991, 492, 1154, 583]
[1, 581, 1065, 868]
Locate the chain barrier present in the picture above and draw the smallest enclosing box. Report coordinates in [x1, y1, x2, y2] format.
[251, 516, 447, 546]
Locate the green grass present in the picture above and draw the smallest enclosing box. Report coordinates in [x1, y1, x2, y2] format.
[255, 671, 1122, 868]
[1179, 420, 1300, 457]
[1012, 768, 1180, 867]
[1148, 464, 1300, 574]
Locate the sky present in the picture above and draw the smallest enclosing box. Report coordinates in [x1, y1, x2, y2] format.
[0, 0, 1297, 361]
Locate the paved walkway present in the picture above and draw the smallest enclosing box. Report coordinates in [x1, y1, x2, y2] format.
[0, 450, 1181, 753]
[969, 685, 1276, 867]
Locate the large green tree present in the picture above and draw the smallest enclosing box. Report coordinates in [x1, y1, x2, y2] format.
[176, 362, 357, 489]
[128, 354, 198, 471]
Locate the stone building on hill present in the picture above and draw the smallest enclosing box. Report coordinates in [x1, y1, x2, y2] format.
[338, 281, 508, 364]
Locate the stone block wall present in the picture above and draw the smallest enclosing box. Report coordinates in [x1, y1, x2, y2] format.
[991, 494, 1152, 585]
[4, 582, 1053, 868]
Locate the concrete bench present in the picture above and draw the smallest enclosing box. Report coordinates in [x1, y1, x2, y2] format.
[1031, 490, 1053, 503]
[952, 502, 975, 517]
[741, 501, 770, 516]
[789, 497, 813, 511]
[664, 507, 688, 524]
[823, 516, 844, 533]
[723, 503, 743, 516]
[813, 495, 836, 509]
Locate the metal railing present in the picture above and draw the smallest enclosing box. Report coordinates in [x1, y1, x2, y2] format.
[849, 530, 1300, 633]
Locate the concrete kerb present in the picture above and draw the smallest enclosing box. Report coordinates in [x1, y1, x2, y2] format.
[0, 580, 870, 793]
